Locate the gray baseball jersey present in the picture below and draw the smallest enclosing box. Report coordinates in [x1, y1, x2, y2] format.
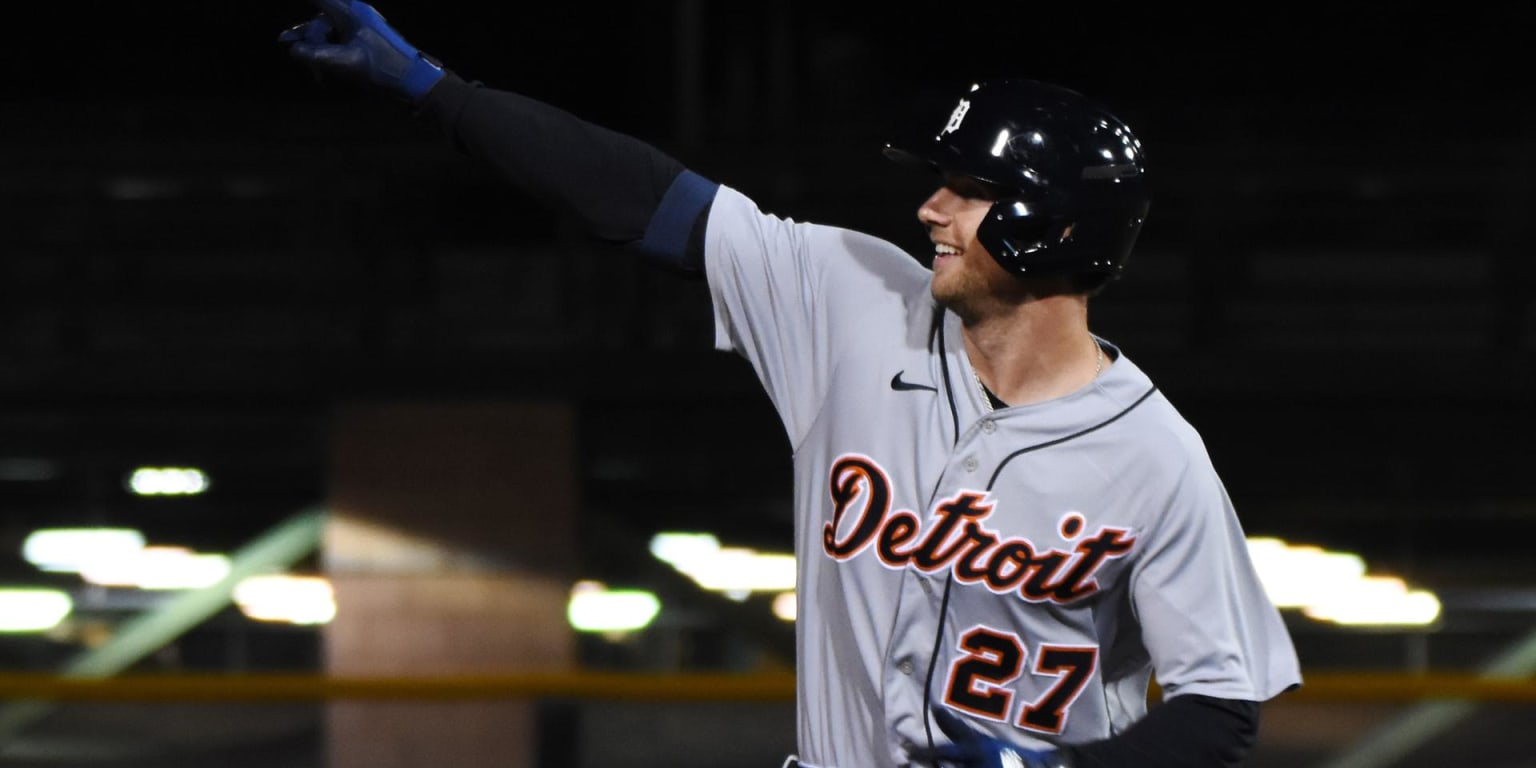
[703, 185, 1302, 768]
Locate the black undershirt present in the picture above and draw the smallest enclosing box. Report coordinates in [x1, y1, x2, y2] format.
[417, 73, 707, 271]
[413, 71, 1264, 768]
[982, 386, 1009, 412]
[979, 342, 1119, 410]
[1066, 694, 1260, 768]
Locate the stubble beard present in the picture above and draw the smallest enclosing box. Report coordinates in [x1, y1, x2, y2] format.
[930, 254, 1024, 324]
[931, 268, 983, 322]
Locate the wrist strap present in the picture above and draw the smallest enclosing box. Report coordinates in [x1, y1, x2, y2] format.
[401, 55, 446, 103]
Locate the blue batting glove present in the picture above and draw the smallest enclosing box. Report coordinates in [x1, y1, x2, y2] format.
[907, 706, 1073, 768]
[278, 0, 445, 104]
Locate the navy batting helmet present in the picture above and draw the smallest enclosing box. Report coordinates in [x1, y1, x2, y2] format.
[884, 79, 1150, 285]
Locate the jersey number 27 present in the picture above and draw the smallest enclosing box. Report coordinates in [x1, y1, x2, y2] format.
[942, 625, 1098, 734]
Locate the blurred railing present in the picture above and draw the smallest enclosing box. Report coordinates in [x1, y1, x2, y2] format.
[0, 672, 1532, 768]
[0, 670, 1531, 703]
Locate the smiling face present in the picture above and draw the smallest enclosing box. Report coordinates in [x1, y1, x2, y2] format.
[919, 174, 1026, 320]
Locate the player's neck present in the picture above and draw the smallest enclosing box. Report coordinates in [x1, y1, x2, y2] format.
[961, 294, 1104, 407]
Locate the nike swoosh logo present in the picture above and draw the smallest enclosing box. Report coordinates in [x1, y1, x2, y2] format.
[890, 371, 938, 393]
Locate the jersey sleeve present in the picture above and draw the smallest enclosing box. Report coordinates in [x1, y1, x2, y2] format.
[1128, 442, 1303, 702]
[702, 185, 922, 447]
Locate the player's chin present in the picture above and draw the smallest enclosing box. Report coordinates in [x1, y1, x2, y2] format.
[931, 269, 1000, 321]
[929, 274, 967, 312]
[929, 255, 960, 288]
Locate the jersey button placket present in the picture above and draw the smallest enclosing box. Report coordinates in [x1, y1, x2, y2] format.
[962, 456, 978, 473]
[981, 419, 997, 434]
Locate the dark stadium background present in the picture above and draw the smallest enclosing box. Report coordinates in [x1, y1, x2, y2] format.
[1, 2, 1533, 766]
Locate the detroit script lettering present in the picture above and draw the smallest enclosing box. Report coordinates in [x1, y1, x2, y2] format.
[822, 454, 1135, 602]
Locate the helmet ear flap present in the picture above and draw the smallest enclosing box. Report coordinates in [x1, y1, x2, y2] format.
[976, 200, 1076, 272]
[977, 195, 1148, 282]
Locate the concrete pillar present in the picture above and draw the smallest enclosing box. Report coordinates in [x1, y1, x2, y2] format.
[323, 402, 578, 768]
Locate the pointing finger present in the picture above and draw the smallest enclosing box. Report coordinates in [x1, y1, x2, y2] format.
[277, 16, 334, 44]
[304, 15, 334, 44]
[308, 0, 357, 34]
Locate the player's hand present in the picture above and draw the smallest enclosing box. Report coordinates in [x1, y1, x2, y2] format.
[277, 0, 445, 104]
[907, 706, 1072, 768]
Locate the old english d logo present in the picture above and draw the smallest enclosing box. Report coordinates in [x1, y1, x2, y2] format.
[942, 98, 970, 135]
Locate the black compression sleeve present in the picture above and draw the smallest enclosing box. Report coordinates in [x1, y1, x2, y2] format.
[1062, 695, 1260, 768]
[416, 72, 690, 248]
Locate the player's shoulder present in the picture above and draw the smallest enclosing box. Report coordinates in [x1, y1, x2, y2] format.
[710, 185, 931, 286]
[813, 223, 934, 294]
[1100, 351, 1216, 471]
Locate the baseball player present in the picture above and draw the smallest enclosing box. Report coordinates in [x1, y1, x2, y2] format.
[279, 3, 1303, 766]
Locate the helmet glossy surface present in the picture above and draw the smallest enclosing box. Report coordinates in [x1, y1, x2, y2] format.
[884, 80, 1150, 282]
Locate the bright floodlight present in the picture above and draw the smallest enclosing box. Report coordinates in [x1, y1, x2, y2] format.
[1248, 539, 1365, 608]
[128, 467, 210, 496]
[567, 581, 661, 633]
[649, 532, 797, 594]
[1247, 537, 1441, 627]
[0, 588, 73, 632]
[680, 547, 797, 592]
[772, 592, 797, 622]
[23, 528, 145, 573]
[79, 546, 231, 590]
[235, 575, 337, 625]
[649, 532, 721, 566]
[1303, 576, 1443, 627]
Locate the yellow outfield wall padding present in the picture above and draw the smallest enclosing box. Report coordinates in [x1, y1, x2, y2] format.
[0, 672, 1531, 703]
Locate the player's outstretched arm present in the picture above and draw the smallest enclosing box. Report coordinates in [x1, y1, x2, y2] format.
[276, 1, 717, 273]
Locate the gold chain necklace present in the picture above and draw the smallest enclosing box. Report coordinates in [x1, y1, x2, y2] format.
[973, 342, 1103, 414]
